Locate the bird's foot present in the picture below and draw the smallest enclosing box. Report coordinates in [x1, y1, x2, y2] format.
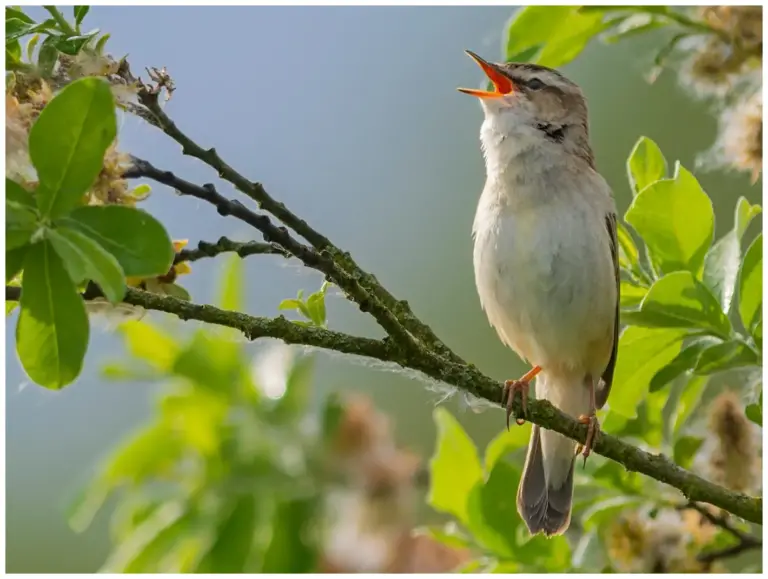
[503, 380, 528, 429]
[502, 366, 541, 429]
[576, 412, 600, 468]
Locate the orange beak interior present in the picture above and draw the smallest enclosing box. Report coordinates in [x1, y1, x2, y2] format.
[458, 50, 515, 98]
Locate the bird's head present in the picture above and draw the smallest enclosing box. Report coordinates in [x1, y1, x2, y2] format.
[458, 51, 593, 167]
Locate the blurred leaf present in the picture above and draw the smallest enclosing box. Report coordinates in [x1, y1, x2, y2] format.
[6, 178, 37, 210]
[102, 501, 190, 573]
[414, 522, 472, 550]
[5, 197, 38, 250]
[672, 375, 708, 437]
[62, 205, 174, 277]
[25, 32, 40, 61]
[616, 222, 640, 272]
[262, 497, 319, 572]
[487, 560, 520, 573]
[626, 136, 667, 194]
[602, 13, 668, 43]
[101, 423, 182, 486]
[218, 253, 243, 311]
[320, 393, 344, 445]
[484, 421, 530, 472]
[649, 337, 718, 392]
[30, 77, 116, 218]
[515, 533, 571, 571]
[196, 494, 257, 573]
[67, 480, 109, 533]
[94, 32, 109, 54]
[693, 340, 759, 375]
[465, 481, 513, 558]
[162, 282, 190, 301]
[159, 391, 227, 456]
[6, 245, 27, 283]
[609, 327, 687, 418]
[581, 496, 643, 531]
[591, 460, 642, 495]
[624, 272, 731, 338]
[73, 5, 89, 26]
[47, 226, 126, 303]
[172, 332, 241, 393]
[506, 43, 543, 63]
[703, 198, 761, 312]
[673, 435, 703, 470]
[479, 461, 521, 555]
[745, 392, 762, 426]
[738, 233, 762, 334]
[16, 240, 88, 389]
[37, 36, 58, 76]
[428, 407, 483, 525]
[119, 320, 180, 371]
[619, 279, 647, 308]
[273, 355, 314, 421]
[625, 165, 714, 276]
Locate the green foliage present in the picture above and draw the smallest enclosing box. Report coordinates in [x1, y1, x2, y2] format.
[501, 6, 723, 71]
[278, 281, 331, 327]
[7, 75, 174, 390]
[69, 264, 325, 573]
[5, 5, 110, 72]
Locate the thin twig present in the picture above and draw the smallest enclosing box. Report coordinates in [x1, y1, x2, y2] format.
[5, 284, 763, 525]
[678, 502, 762, 565]
[174, 236, 290, 265]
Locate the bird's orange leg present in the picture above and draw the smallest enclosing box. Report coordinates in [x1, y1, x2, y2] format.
[502, 365, 541, 429]
[577, 378, 600, 468]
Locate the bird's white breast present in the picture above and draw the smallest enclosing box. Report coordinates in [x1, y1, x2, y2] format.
[472, 170, 616, 380]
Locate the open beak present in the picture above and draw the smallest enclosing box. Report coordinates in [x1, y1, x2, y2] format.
[457, 50, 515, 99]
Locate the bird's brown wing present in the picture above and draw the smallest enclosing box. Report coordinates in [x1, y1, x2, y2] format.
[596, 212, 620, 409]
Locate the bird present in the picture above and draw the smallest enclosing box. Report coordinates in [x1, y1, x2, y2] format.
[458, 51, 619, 537]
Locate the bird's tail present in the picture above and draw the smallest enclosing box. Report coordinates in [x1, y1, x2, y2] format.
[516, 373, 588, 536]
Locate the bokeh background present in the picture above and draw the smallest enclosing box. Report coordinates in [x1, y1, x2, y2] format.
[5, 6, 760, 573]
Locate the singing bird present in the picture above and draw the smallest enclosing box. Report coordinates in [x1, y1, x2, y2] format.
[459, 51, 619, 536]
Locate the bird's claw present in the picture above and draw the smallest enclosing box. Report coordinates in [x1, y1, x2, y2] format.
[577, 412, 600, 468]
[502, 379, 528, 430]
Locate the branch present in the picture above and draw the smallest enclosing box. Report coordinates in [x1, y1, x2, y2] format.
[5, 284, 763, 525]
[679, 502, 762, 565]
[120, 69, 462, 365]
[174, 236, 290, 265]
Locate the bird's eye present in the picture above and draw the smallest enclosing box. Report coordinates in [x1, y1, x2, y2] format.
[526, 77, 545, 90]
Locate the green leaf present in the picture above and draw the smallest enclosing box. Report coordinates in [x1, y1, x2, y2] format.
[505, 6, 605, 68]
[626, 136, 667, 194]
[278, 298, 302, 311]
[54, 29, 99, 55]
[465, 482, 513, 557]
[6, 7, 35, 25]
[73, 6, 89, 26]
[262, 497, 319, 573]
[321, 393, 344, 445]
[484, 421, 531, 472]
[162, 283, 190, 301]
[196, 494, 257, 573]
[6, 245, 27, 283]
[602, 14, 668, 43]
[745, 392, 761, 426]
[626, 272, 731, 338]
[414, 523, 472, 551]
[47, 226, 126, 303]
[62, 205, 174, 277]
[672, 375, 708, 436]
[25, 32, 40, 61]
[305, 285, 328, 327]
[625, 165, 714, 276]
[616, 221, 640, 272]
[428, 407, 483, 525]
[6, 202, 38, 250]
[703, 198, 761, 312]
[619, 280, 647, 308]
[30, 76, 117, 218]
[94, 33, 109, 54]
[119, 320, 179, 371]
[6, 178, 37, 210]
[37, 36, 58, 76]
[693, 340, 759, 374]
[171, 331, 241, 392]
[648, 337, 718, 392]
[738, 233, 762, 333]
[609, 327, 687, 418]
[477, 461, 521, 555]
[673, 435, 703, 470]
[16, 240, 89, 389]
